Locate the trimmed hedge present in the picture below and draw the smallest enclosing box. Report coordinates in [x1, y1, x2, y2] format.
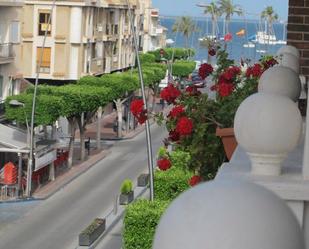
[139, 53, 156, 64]
[172, 60, 196, 78]
[148, 48, 196, 62]
[123, 199, 169, 249]
[154, 167, 192, 201]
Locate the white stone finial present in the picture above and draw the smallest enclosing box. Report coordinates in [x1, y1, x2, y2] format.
[258, 66, 301, 102]
[278, 53, 300, 74]
[277, 45, 300, 59]
[234, 93, 302, 176]
[153, 179, 305, 249]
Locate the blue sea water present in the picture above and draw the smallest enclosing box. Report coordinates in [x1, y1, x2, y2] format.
[160, 17, 286, 63]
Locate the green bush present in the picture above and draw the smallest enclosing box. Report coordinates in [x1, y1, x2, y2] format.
[170, 150, 191, 171]
[154, 167, 192, 201]
[120, 179, 133, 194]
[123, 199, 169, 249]
[172, 60, 196, 78]
[139, 53, 156, 64]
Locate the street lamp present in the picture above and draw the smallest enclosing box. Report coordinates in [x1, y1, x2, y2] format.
[9, 99, 30, 197]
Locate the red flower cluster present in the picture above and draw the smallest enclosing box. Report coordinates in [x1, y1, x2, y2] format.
[262, 57, 278, 70]
[246, 63, 263, 78]
[185, 85, 201, 96]
[176, 117, 193, 136]
[130, 99, 144, 116]
[130, 99, 148, 124]
[217, 83, 235, 97]
[160, 84, 181, 104]
[157, 158, 172, 171]
[198, 63, 213, 80]
[211, 66, 240, 97]
[189, 175, 202, 186]
[168, 130, 180, 142]
[168, 105, 185, 119]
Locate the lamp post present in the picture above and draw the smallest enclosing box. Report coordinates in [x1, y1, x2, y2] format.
[9, 99, 30, 197]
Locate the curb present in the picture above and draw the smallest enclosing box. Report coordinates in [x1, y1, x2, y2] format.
[75, 181, 149, 249]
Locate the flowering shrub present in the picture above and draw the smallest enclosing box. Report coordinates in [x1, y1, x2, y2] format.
[130, 99, 148, 124]
[198, 63, 213, 80]
[160, 83, 181, 104]
[212, 50, 278, 128]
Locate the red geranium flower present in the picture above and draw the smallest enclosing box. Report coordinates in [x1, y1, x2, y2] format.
[186, 85, 201, 96]
[176, 117, 193, 136]
[199, 63, 213, 80]
[157, 158, 172, 171]
[130, 99, 144, 116]
[160, 84, 181, 104]
[263, 58, 278, 70]
[168, 130, 180, 142]
[137, 110, 148, 124]
[189, 175, 202, 186]
[169, 105, 185, 119]
[218, 83, 234, 97]
[246, 64, 263, 78]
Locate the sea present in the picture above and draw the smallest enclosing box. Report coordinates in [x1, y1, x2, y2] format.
[160, 17, 286, 64]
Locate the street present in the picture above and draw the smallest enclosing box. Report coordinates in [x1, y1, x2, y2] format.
[0, 124, 166, 249]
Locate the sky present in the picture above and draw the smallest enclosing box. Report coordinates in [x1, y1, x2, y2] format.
[152, 0, 289, 21]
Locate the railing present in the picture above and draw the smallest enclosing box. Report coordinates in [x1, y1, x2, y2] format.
[0, 43, 14, 60]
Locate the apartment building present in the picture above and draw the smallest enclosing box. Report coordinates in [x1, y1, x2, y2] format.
[22, 0, 139, 82]
[0, 0, 23, 105]
[142, 1, 167, 52]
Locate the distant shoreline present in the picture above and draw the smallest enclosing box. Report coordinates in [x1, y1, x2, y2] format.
[160, 15, 287, 24]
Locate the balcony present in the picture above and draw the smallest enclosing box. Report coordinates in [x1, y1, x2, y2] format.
[150, 8, 159, 18]
[90, 58, 104, 75]
[0, 43, 14, 64]
[0, 0, 23, 6]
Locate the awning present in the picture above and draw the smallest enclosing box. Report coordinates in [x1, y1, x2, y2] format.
[0, 124, 28, 151]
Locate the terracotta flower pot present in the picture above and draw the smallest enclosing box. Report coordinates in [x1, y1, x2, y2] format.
[216, 127, 238, 161]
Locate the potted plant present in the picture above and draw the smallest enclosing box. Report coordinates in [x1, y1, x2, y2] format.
[119, 179, 134, 205]
[79, 218, 106, 246]
[212, 50, 279, 160]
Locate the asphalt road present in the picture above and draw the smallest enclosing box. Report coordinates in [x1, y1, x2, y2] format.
[0, 124, 166, 249]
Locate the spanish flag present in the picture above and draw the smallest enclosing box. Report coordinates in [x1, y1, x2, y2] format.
[236, 29, 246, 37]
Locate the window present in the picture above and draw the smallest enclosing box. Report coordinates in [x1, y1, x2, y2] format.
[9, 79, 18, 96]
[38, 10, 51, 36]
[10, 21, 19, 43]
[113, 41, 118, 56]
[36, 47, 51, 73]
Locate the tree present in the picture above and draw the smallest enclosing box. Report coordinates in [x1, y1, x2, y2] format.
[218, 0, 243, 34]
[172, 16, 198, 48]
[204, 1, 222, 37]
[261, 6, 278, 39]
[27, 84, 113, 164]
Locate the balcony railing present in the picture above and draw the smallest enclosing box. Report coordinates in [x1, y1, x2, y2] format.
[0, 43, 14, 63]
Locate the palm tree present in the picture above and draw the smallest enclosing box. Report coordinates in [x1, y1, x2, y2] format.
[218, 0, 243, 35]
[261, 6, 278, 37]
[172, 16, 198, 48]
[204, 1, 222, 37]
